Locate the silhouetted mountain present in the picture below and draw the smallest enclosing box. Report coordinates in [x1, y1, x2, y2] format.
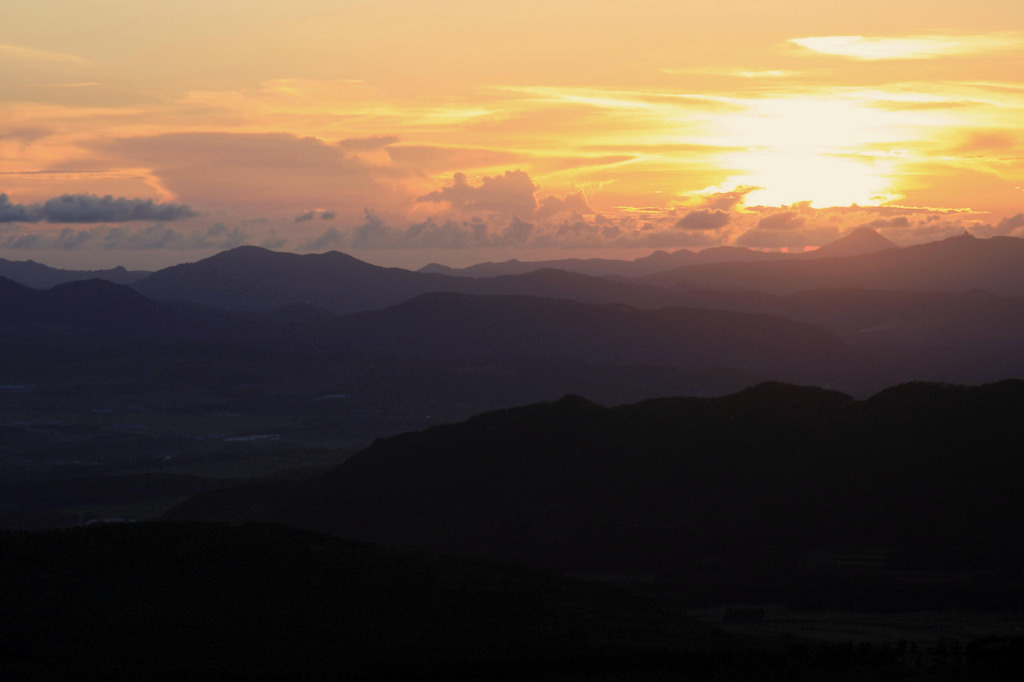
[417, 232, 896, 280]
[0, 257, 149, 289]
[169, 380, 1024, 611]
[804, 227, 898, 259]
[420, 245, 793, 278]
[0, 276, 190, 339]
[666, 287, 1024, 385]
[0, 276, 848, 383]
[642, 233, 1024, 295]
[326, 292, 864, 387]
[131, 245, 683, 314]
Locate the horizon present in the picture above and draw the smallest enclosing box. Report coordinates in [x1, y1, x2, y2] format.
[2, 1, 1023, 271]
[0, 224, 968, 274]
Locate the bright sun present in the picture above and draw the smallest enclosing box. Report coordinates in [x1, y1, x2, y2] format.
[703, 95, 905, 207]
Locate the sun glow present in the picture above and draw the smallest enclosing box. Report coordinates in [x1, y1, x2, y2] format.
[695, 95, 910, 206]
[725, 150, 897, 207]
[790, 34, 1023, 60]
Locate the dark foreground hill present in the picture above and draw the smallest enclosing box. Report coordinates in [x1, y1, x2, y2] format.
[170, 380, 1024, 612]
[7, 522, 1016, 680]
[0, 521, 730, 680]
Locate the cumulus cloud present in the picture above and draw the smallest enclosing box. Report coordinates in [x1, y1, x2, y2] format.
[94, 132, 409, 220]
[0, 222, 247, 251]
[673, 209, 731, 231]
[416, 170, 538, 216]
[300, 226, 346, 251]
[755, 210, 806, 231]
[536, 191, 593, 219]
[0, 192, 195, 223]
[859, 216, 911, 230]
[996, 213, 1024, 232]
[295, 209, 337, 222]
[686, 186, 758, 211]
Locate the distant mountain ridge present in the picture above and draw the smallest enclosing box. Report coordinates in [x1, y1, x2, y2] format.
[0, 275, 866, 390]
[643, 232, 1024, 295]
[419, 244, 793, 278]
[0, 257, 150, 289]
[419, 228, 898, 278]
[130, 245, 683, 313]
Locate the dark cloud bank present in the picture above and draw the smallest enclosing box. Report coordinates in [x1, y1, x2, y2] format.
[0, 193, 195, 223]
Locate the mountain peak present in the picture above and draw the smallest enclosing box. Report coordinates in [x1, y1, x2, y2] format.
[809, 227, 898, 259]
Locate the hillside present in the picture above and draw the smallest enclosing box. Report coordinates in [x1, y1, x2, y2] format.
[169, 380, 1024, 611]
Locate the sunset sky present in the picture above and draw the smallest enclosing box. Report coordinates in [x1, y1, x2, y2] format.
[2, 0, 1023, 269]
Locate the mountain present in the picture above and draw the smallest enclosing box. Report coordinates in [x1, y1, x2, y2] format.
[664, 286, 1024, 385]
[0, 276, 193, 339]
[326, 292, 865, 387]
[0, 257, 150, 289]
[0, 274, 867, 388]
[642, 233, 1024, 295]
[169, 380, 1024, 611]
[417, 231, 896, 280]
[131, 245, 683, 313]
[803, 227, 898, 259]
[420, 245, 793, 279]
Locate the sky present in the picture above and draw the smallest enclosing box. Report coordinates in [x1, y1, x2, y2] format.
[2, 0, 1024, 270]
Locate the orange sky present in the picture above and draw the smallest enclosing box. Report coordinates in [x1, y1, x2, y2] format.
[2, 0, 1023, 268]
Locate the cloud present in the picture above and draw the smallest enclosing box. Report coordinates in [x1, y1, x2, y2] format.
[687, 186, 758, 211]
[0, 192, 195, 223]
[673, 209, 730, 231]
[996, 213, 1024, 232]
[859, 216, 911, 230]
[789, 34, 1023, 61]
[950, 131, 1019, 154]
[300, 226, 346, 251]
[416, 170, 538, 216]
[0, 194, 41, 222]
[536, 191, 593, 219]
[0, 44, 89, 65]
[336, 135, 399, 152]
[295, 209, 337, 222]
[387, 145, 521, 171]
[0, 128, 53, 144]
[755, 211, 805, 231]
[0, 222, 248, 251]
[94, 132, 409, 220]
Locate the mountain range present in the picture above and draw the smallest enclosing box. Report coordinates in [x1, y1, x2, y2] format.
[642, 232, 1024, 295]
[0, 257, 149, 289]
[418, 227, 899, 278]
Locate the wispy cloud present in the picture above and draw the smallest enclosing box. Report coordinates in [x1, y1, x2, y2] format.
[789, 34, 1023, 61]
[0, 44, 89, 65]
